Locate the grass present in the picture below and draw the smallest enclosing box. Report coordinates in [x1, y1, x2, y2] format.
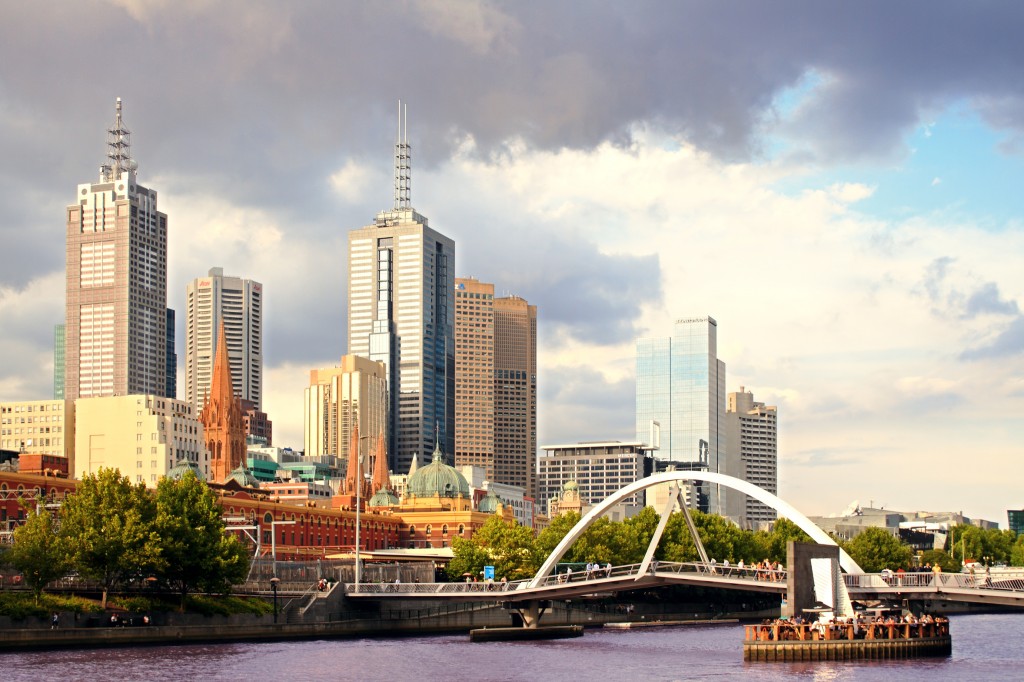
[0, 592, 103, 620]
[1, 592, 273, 619]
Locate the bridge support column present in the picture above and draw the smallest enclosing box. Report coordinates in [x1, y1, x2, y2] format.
[509, 600, 550, 628]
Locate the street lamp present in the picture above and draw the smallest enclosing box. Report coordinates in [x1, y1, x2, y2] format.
[269, 577, 280, 623]
[354, 435, 371, 593]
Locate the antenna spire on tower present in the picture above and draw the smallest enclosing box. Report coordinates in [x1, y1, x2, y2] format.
[101, 97, 134, 182]
[393, 100, 411, 210]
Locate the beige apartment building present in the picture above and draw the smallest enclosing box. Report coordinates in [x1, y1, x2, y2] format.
[0, 399, 75, 468]
[454, 278, 495, 479]
[65, 99, 169, 400]
[453, 278, 537, 498]
[724, 387, 778, 529]
[303, 355, 388, 466]
[75, 395, 206, 487]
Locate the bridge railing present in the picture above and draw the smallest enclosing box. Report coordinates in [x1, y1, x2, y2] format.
[346, 560, 787, 596]
[845, 570, 1024, 593]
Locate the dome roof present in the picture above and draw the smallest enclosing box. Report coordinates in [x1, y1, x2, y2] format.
[369, 487, 399, 508]
[563, 479, 579, 492]
[478, 489, 503, 514]
[167, 458, 205, 482]
[225, 465, 260, 489]
[405, 440, 470, 499]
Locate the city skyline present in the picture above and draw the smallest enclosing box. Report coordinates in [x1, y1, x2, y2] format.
[1, 4, 1022, 524]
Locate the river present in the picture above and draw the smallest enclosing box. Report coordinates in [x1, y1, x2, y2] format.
[5, 613, 1023, 681]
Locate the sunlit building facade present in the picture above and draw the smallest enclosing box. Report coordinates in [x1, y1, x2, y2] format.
[636, 317, 726, 514]
[65, 99, 168, 400]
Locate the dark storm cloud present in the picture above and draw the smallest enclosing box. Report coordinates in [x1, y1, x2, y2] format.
[3, 1, 1024, 322]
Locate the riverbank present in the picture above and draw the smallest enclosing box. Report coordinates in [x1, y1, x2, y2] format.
[0, 602, 760, 652]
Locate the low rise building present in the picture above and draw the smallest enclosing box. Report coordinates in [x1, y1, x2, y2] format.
[75, 394, 206, 486]
[0, 400, 75, 471]
[537, 441, 647, 518]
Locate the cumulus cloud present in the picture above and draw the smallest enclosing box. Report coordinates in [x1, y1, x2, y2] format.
[3, 3, 1024, 520]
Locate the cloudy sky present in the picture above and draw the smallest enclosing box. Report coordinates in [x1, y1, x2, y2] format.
[1, 1, 1022, 524]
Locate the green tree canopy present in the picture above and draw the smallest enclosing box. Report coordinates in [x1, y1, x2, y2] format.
[8, 498, 69, 604]
[843, 527, 913, 572]
[58, 468, 160, 608]
[152, 471, 250, 608]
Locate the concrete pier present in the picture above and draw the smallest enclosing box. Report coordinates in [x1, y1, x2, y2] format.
[744, 635, 952, 662]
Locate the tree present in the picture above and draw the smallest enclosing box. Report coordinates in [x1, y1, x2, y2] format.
[843, 527, 913, 572]
[8, 498, 69, 604]
[919, 549, 959, 573]
[765, 517, 812, 564]
[1010, 535, 1024, 567]
[534, 512, 581, 564]
[58, 468, 160, 608]
[152, 471, 250, 609]
[447, 536, 491, 581]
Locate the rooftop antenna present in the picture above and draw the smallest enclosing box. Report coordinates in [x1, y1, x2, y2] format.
[102, 97, 134, 182]
[393, 100, 411, 210]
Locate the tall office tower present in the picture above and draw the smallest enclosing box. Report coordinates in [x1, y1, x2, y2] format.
[53, 324, 65, 399]
[347, 104, 455, 475]
[165, 308, 176, 398]
[304, 355, 388, 462]
[725, 387, 778, 529]
[185, 267, 263, 411]
[636, 317, 726, 514]
[65, 98, 168, 400]
[454, 278, 495, 479]
[493, 294, 537, 499]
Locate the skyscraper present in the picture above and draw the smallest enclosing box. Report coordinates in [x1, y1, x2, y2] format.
[493, 294, 537, 499]
[454, 278, 495, 479]
[53, 324, 65, 399]
[725, 387, 778, 529]
[184, 267, 263, 411]
[454, 279, 538, 499]
[165, 308, 177, 399]
[65, 98, 168, 399]
[304, 355, 388, 462]
[636, 316, 726, 514]
[347, 105, 455, 475]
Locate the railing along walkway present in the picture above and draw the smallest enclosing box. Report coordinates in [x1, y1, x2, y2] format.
[846, 569, 1024, 598]
[347, 561, 788, 598]
[744, 619, 950, 643]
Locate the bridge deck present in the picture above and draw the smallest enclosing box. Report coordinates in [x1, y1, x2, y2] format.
[344, 563, 1024, 608]
[345, 562, 786, 601]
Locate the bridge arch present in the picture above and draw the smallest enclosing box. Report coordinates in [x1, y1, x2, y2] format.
[529, 471, 862, 588]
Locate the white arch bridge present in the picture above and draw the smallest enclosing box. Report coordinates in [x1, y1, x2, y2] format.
[344, 472, 1024, 615]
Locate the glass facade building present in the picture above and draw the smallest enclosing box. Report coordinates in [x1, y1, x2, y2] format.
[636, 317, 726, 514]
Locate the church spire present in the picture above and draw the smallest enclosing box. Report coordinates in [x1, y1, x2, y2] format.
[370, 430, 391, 494]
[201, 319, 245, 483]
[210, 320, 233, 406]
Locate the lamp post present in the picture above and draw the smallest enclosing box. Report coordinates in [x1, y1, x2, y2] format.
[354, 435, 371, 593]
[270, 577, 280, 623]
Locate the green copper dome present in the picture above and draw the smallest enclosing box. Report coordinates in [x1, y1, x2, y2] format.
[167, 458, 205, 481]
[478, 489, 503, 514]
[563, 479, 579, 492]
[369, 487, 399, 507]
[405, 440, 470, 499]
[225, 465, 260, 489]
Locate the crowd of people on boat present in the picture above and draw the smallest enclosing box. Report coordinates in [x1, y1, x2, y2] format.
[747, 612, 950, 642]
